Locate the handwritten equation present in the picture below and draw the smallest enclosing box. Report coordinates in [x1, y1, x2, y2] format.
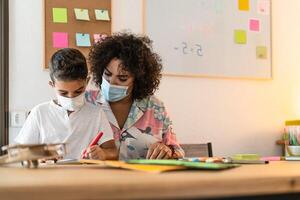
[174, 42, 203, 57]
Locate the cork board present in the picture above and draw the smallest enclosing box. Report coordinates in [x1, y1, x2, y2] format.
[44, 0, 111, 69]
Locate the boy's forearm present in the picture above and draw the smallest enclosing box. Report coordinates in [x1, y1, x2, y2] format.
[103, 148, 118, 160]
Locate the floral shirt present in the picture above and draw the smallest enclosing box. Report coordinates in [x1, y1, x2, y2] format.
[86, 90, 184, 160]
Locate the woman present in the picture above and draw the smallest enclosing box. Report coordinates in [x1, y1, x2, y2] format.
[86, 32, 184, 160]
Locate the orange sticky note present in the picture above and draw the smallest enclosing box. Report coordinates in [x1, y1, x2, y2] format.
[238, 0, 249, 11]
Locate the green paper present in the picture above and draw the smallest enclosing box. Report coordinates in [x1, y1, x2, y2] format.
[95, 9, 110, 21]
[234, 30, 247, 44]
[232, 154, 260, 160]
[127, 159, 239, 170]
[74, 8, 90, 21]
[52, 8, 67, 23]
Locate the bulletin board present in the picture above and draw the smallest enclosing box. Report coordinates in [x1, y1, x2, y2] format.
[144, 0, 272, 79]
[44, 0, 111, 69]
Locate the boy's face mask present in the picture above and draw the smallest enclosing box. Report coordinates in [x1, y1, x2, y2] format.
[101, 77, 129, 102]
[49, 79, 87, 111]
[56, 92, 85, 111]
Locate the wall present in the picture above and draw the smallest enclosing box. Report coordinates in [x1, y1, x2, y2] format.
[9, 0, 54, 142]
[9, 0, 300, 156]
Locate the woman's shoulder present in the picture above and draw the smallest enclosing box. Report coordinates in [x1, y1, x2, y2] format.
[85, 90, 101, 105]
[137, 95, 166, 111]
[148, 95, 165, 106]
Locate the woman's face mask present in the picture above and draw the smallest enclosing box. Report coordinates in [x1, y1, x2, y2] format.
[101, 77, 129, 102]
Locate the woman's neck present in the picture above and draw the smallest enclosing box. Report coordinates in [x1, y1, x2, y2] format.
[109, 94, 133, 107]
[109, 95, 134, 129]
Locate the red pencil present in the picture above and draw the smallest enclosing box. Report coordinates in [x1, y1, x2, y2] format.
[81, 132, 103, 158]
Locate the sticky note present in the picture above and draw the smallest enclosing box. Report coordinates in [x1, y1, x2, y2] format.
[249, 19, 260, 32]
[93, 33, 108, 43]
[76, 33, 91, 47]
[95, 9, 110, 21]
[257, 0, 270, 15]
[52, 32, 68, 48]
[234, 30, 247, 44]
[74, 8, 90, 21]
[52, 8, 68, 23]
[238, 0, 249, 11]
[256, 46, 267, 59]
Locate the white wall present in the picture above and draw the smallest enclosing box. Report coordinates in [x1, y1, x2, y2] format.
[9, 0, 300, 156]
[9, 0, 54, 141]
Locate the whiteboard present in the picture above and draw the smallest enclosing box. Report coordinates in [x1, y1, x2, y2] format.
[144, 0, 272, 79]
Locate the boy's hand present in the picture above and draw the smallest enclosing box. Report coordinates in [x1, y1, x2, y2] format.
[39, 155, 63, 163]
[85, 145, 106, 160]
[146, 142, 172, 159]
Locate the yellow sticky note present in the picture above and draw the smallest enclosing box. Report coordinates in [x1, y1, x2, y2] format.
[256, 46, 267, 59]
[52, 8, 67, 23]
[95, 9, 110, 21]
[234, 30, 247, 44]
[74, 8, 90, 21]
[238, 0, 249, 11]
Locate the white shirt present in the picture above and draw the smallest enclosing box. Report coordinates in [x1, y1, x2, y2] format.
[14, 100, 113, 159]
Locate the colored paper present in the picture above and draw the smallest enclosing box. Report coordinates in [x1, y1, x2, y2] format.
[76, 33, 91, 47]
[257, 0, 270, 15]
[256, 46, 267, 59]
[95, 9, 110, 21]
[80, 159, 185, 173]
[127, 159, 239, 170]
[232, 154, 260, 160]
[74, 8, 90, 21]
[52, 32, 68, 48]
[238, 0, 249, 11]
[234, 30, 247, 44]
[93, 33, 107, 43]
[261, 156, 283, 161]
[249, 19, 260, 32]
[52, 8, 68, 23]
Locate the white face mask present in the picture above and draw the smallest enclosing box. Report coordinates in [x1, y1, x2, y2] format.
[56, 92, 85, 111]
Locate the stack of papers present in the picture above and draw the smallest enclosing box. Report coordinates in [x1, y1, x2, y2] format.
[54, 159, 239, 173]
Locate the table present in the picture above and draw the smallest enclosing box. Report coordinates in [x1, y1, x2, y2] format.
[1, 162, 300, 199]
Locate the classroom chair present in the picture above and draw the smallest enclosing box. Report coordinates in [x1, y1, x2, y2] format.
[180, 143, 213, 157]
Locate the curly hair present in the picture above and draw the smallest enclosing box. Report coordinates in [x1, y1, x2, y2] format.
[89, 32, 162, 100]
[49, 48, 88, 82]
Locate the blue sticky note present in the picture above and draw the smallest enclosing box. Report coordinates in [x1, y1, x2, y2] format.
[76, 33, 91, 47]
[95, 9, 110, 21]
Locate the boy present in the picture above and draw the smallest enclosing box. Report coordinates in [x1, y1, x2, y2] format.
[15, 48, 117, 160]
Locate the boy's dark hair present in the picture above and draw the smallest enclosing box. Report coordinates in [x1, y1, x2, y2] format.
[49, 48, 88, 82]
[89, 32, 162, 100]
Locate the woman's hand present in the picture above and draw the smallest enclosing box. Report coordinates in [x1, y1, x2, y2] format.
[146, 142, 173, 159]
[85, 145, 106, 160]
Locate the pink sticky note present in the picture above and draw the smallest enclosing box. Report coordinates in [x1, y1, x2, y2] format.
[93, 33, 107, 43]
[249, 19, 260, 32]
[53, 32, 68, 48]
[257, 0, 270, 15]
